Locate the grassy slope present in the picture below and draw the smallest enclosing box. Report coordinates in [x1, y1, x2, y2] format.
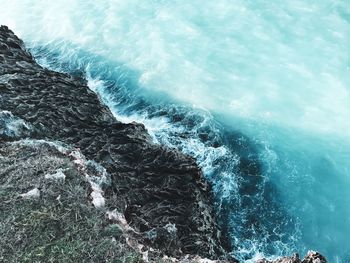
[0, 141, 142, 263]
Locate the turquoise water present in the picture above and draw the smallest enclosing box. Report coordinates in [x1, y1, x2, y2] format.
[1, 1, 350, 261]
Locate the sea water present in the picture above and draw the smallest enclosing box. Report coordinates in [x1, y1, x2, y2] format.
[1, 0, 350, 262]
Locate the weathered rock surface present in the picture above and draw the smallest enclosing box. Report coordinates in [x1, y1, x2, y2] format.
[0, 25, 228, 260]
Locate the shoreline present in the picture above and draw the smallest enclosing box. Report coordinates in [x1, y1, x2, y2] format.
[0, 25, 326, 263]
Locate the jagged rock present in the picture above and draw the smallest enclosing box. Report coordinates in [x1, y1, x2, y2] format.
[0, 25, 228, 259]
[301, 251, 327, 263]
[255, 251, 327, 263]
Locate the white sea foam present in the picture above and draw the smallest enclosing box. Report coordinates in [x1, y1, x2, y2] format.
[1, 1, 350, 262]
[2, 0, 350, 140]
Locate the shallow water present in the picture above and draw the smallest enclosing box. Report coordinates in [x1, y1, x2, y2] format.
[1, 1, 350, 261]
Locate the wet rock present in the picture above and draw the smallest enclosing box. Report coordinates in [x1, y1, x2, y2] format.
[301, 251, 327, 263]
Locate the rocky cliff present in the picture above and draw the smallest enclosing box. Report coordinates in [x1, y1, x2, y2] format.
[0, 26, 326, 263]
[0, 25, 229, 261]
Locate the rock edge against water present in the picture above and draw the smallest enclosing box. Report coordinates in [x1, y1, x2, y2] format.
[0, 25, 326, 263]
[0, 24, 230, 262]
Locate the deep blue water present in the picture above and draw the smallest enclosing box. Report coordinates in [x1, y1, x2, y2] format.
[1, 1, 350, 262]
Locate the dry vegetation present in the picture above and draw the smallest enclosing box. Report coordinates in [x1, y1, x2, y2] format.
[0, 141, 142, 263]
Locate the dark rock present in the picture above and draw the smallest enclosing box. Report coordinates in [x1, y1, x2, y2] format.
[0, 25, 228, 259]
[301, 251, 327, 263]
[255, 254, 300, 263]
[143, 223, 178, 254]
[255, 251, 327, 263]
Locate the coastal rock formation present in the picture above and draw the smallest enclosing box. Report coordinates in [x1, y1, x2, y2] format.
[256, 251, 327, 263]
[0, 25, 228, 260]
[0, 25, 327, 263]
